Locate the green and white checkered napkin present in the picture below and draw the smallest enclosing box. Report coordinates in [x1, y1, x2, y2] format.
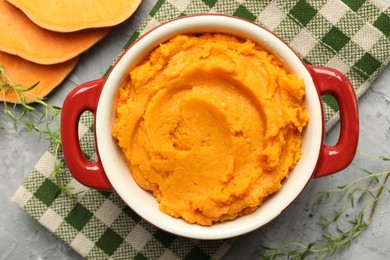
[12, 0, 390, 259]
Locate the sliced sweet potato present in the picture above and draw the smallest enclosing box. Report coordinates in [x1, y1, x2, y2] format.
[0, 0, 110, 65]
[0, 51, 78, 103]
[6, 0, 142, 32]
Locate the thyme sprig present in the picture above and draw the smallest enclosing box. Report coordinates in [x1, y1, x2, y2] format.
[257, 154, 390, 259]
[0, 66, 78, 201]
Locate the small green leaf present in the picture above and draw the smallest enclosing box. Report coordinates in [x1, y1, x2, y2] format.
[358, 190, 368, 202]
[26, 81, 40, 91]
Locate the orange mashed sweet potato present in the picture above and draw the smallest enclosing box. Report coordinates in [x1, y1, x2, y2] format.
[112, 33, 309, 225]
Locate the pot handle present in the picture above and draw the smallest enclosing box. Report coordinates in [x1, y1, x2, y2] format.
[307, 65, 359, 178]
[61, 79, 112, 191]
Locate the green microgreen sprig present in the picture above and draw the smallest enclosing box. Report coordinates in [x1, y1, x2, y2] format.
[0, 66, 78, 202]
[257, 153, 390, 259]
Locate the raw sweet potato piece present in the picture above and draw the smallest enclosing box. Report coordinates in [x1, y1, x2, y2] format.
[7, 0, 142, 32]
[0, 0, 109, 65]
[0, 51, 78, 103]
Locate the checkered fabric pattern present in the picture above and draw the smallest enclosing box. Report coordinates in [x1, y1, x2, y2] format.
[12, 0, 390, 259]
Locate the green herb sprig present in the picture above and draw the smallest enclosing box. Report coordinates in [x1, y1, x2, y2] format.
[257, 153, 390, 259]
[0, 66, 78, 201]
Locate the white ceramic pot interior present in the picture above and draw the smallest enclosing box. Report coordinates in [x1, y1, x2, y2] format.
[95, 15, 323, 239]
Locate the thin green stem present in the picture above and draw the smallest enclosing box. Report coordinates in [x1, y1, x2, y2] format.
[1, 66, 78, 201]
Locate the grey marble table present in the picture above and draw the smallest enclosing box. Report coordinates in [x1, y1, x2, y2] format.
[1, 1, 389, 259]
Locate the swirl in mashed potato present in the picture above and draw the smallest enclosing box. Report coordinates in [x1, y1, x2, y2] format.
[112, 33, 309, 225]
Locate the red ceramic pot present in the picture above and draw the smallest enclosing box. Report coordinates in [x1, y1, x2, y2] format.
[61, 14, 358, 239]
